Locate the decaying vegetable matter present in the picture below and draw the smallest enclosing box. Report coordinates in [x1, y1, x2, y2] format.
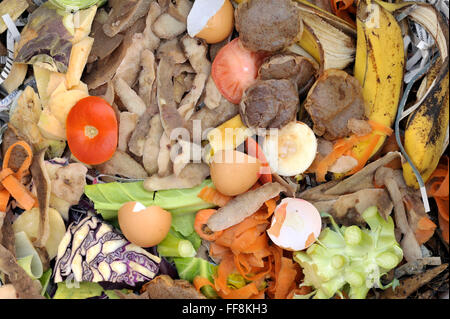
[0, 0, 448, 301]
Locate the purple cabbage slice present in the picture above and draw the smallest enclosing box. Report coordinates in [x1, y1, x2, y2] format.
[53, 215, 160, 287]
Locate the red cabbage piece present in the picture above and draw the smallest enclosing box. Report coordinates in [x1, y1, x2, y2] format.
[54, 215, 160, 287]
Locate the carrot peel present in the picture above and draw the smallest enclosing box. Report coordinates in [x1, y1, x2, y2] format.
[0, 141, 35, 212]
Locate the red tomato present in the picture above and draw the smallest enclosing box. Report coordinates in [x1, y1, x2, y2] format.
[66, 96, 118, 165]
[245, 137, 272, 184]
[211, 38, 267, 104]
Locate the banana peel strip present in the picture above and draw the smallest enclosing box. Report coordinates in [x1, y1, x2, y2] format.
[394, 55, 439, 213]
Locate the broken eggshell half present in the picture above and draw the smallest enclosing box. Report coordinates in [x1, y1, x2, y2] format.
[267, 198, 322, 251]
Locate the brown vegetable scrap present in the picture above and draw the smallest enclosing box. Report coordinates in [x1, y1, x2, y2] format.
[304, 69, 366, 141]
[0, 244, 44, 299]
[29, 149, 51, 249]
[207, 182, 287, 232]
[381, 264, 448, 299]
[143, 275, 206, 299]
[235, 0, 302, 53]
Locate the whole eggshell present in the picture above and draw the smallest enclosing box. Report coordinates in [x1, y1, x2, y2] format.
[118, 202, 172, 247]
[210, 149, 261, 196]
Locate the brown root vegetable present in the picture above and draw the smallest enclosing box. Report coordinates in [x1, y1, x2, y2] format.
[118, 112, 139, 152]
[29, 149, 51, 248]
[328, 155, 358, 174]
[157, 133, 173, 177]
[187, 98, 239, 139]
[115, 33, 148, 87]
[128, 106, 159, 157]
[178, 36, 211, 120]
[49, 163, 87, 205]
[204, 76, 222, 110]
[103, 0, 152, 37]
[240, 79, 299, 129]
[0, 284, 18, 299]
[95, 150, 148, 179]
[324, 152, 403, 195]
[235, 0, 302, 53]
[156, 38, 187, 64]
[0, 212, 15, 257]
[89, 19, 124, 62]
[207, 182, 287, 231]
[138, 50, 157, 108]
[113, 77, 147, 116]
[152, 13, 187, 40]
[394, 257, 442, 278]
[143, 115, 164, 175]
[143, 1, 163, 52]
[143, 275, 206, 299]
[258, 54, 318, 95]
[168, 0, 193, 23]
[0, 127, 30, 173]
[156, 57, 188, 138]
[304, 69, 366, 141]
[143, 163, 210, 191]
[375, 167, 423, 262]
[347, 118, 372, 136]
[84, 36, 133, 89]
[312, 188, 393, 226]
[381, 264, 448, 299]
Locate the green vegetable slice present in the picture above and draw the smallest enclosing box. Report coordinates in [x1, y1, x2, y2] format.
[53, 282, 124, 299]
[48, 0, 107, 11]
[173, 257, 218, 299]
[85, 180, 216, 220]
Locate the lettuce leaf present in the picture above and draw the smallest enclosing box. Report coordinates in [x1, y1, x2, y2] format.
[173, 257, 218, 299]
[53, 282, 123, 299]
[85, 180, 216, 220]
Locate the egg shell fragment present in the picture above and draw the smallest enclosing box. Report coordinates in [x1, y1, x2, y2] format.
[187, 0, 234, 44]
[210, 150, 261, 196]
[118, 202, 172, 248]
[267, 198, 322, 251]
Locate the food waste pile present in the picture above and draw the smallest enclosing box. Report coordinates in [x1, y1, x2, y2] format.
[0, 0, 448, 299]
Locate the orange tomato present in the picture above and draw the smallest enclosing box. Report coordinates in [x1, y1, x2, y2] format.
[66, 96, 118, 165]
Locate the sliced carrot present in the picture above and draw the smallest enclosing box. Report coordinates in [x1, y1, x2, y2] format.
[231, 227, 265, 252]
[0, 141, 36, 212]
[194, 209, 223, 241]
[215, 253, 235, 294]
[209, 242, 230, 260]
[267, 203, 287, 238]
[218, 282, 259, 299]
[368, 120, 394, 136]
[197, 186, 233, 207]
[428, 157, 449, 243]
[348, 134, 382, 175]
[273, 257, 298, 299]
[415, 216, 437, 245]
[240, 233, 269, 254]
[0, 189, 10, 212]
[193, 276, 216, 292]
[305, 232, 316, 248]
[331, 0, 356, 25]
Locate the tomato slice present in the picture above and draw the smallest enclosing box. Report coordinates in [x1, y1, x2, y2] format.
[66, 96, 118, 165]
[245, 137, 272, 184]
[211, 38, 267, 104]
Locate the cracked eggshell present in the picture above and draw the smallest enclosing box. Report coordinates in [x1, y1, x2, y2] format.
[267, 198, 322, 251]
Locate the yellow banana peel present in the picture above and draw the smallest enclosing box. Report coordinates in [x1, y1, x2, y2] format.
[402, 61, 449, 188]
[352, 0, 405, 162]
